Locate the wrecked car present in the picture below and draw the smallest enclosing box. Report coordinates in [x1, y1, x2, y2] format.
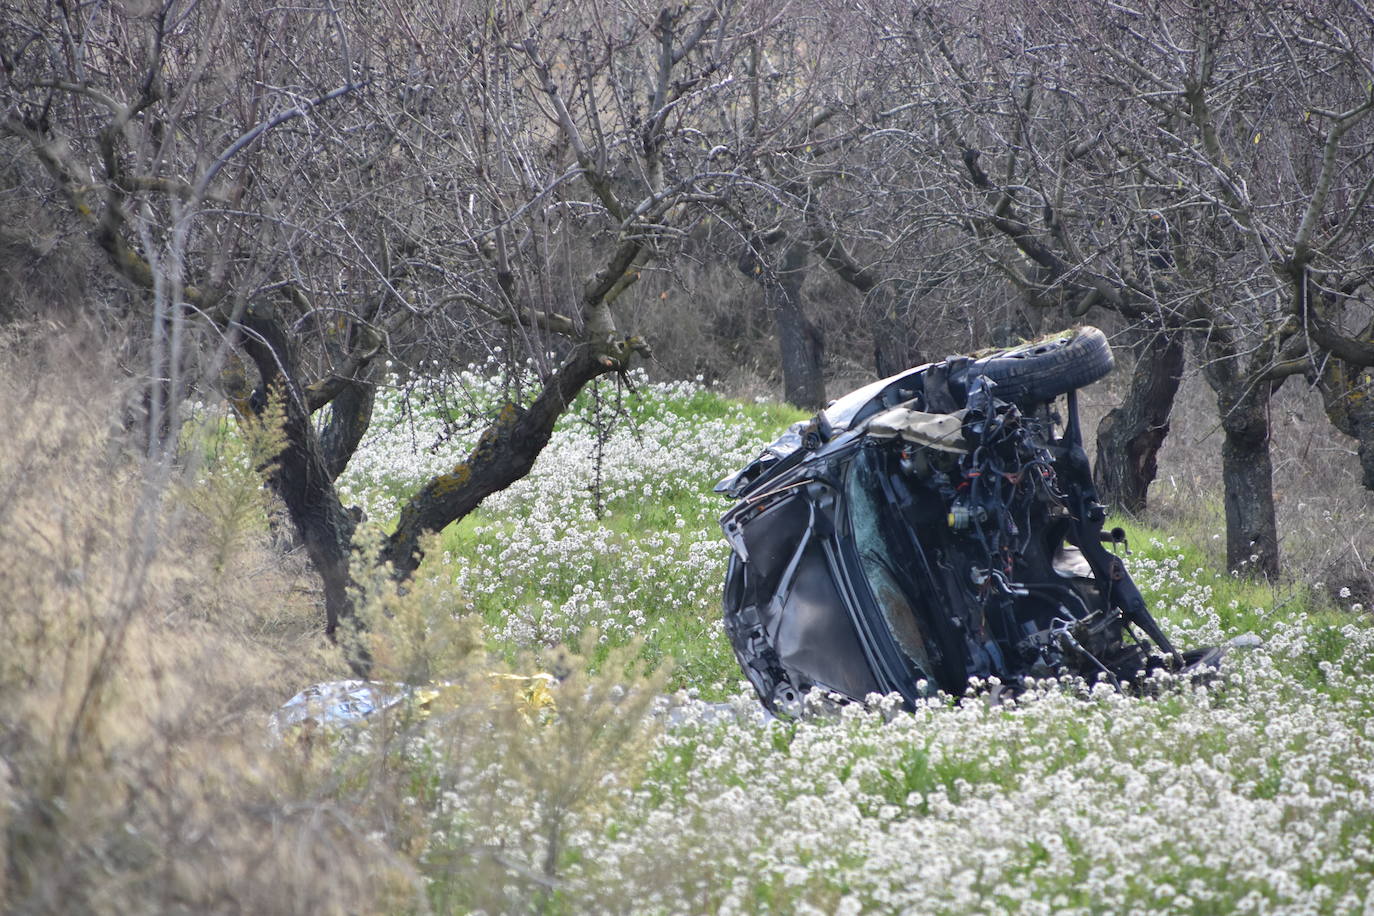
[717, 327, 1221, 715]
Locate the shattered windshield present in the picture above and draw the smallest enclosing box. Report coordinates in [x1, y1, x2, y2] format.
[844, 444, 939, 689]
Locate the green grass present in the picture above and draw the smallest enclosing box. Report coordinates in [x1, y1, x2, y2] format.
[1112, 517, 1321, 621]
[366, 376, 1353, 703]
[1109, 517, 1358, 683]
[336, 382, 1374, 913]
[384, 381, 1357, 700]
[406, 389, 808, 694]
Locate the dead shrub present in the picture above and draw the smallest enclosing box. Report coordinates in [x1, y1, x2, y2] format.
[0, 334, 417, 914]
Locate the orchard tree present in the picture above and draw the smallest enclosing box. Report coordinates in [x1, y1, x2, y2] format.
[906, 4, 1200, 506]
[851, 0, 1374, 577]
[1051, 0, 1374, 577]
[723, 0, 997, 400]
[1, 0, 802, 661]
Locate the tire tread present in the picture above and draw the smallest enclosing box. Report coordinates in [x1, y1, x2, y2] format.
[970, 327, 1114, 404]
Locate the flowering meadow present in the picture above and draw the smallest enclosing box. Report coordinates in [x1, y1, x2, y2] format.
[338, 365, 803, 690]
[333, 370, 1374, 915]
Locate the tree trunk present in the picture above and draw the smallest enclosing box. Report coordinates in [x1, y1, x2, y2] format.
[803, 224, 916, 380]
[1318, 359, 1374, 491]
[870, 283, 924, 378]
[738, 235, 826, 410]
[1093, 329, 1184, 513]
[769, 241, 825, 410]
[1216, 378, 1280, 579]
[236, 311, 361, 647]
[382, 343, 616, 578]
[319, 374, 376, 481]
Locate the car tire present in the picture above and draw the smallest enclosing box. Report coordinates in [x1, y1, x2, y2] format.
[969, 326, 1114, 404]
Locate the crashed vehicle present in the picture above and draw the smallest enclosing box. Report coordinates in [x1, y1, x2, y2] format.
[717, 327, 1221, 715]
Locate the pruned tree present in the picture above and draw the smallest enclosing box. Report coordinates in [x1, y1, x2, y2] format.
[1093, 329, 1185, 515]
[840, 1, 1198, 521]
[11, 0, 1374, 608]
[1054, 0, 1374, 577]
[736, 231, 825, 408]
[833, 0, 1374, 578]
[717, 0, 993, 395]
[1, 0, 804, 659]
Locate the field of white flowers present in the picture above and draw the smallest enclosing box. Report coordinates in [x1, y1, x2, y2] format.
[336, 370, 1374, 915]
[338, 365, 799, 689]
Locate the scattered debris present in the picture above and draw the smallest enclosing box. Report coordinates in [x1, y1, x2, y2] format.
[270, 673, 557, 738]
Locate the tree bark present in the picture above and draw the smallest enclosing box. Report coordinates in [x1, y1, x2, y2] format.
[1093, 329, 1184, 513]
[771, 241, 825, 410]
[870, 283, 924, 378]
[1215, 377, 1280, 579]
[1318, 359, 1374, 492]
[738, 235, 826, 410]
[803, 223, 926, 379]
[235, 309, 361, 645]
[381, 343, 622, 577]
[319, 374, 376, 482]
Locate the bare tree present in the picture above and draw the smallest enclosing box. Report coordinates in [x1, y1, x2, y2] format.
[12, 0, 1374, 601]
[873, 0, 1186, 491]
[1055, 1, 1374, 576]
[718, 0, 998, 396]
[1093, 330, 1186, 514]
[1, 0, 801, 656]
[832, 0, 1374, 578]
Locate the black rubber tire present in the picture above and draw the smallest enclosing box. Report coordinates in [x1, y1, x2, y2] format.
[969, 326, 1114, 405]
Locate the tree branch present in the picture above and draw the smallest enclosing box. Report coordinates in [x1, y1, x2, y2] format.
[196, 80, 366, 203]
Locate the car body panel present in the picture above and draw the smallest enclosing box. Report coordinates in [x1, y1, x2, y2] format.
[719, 329, 1215, 715]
